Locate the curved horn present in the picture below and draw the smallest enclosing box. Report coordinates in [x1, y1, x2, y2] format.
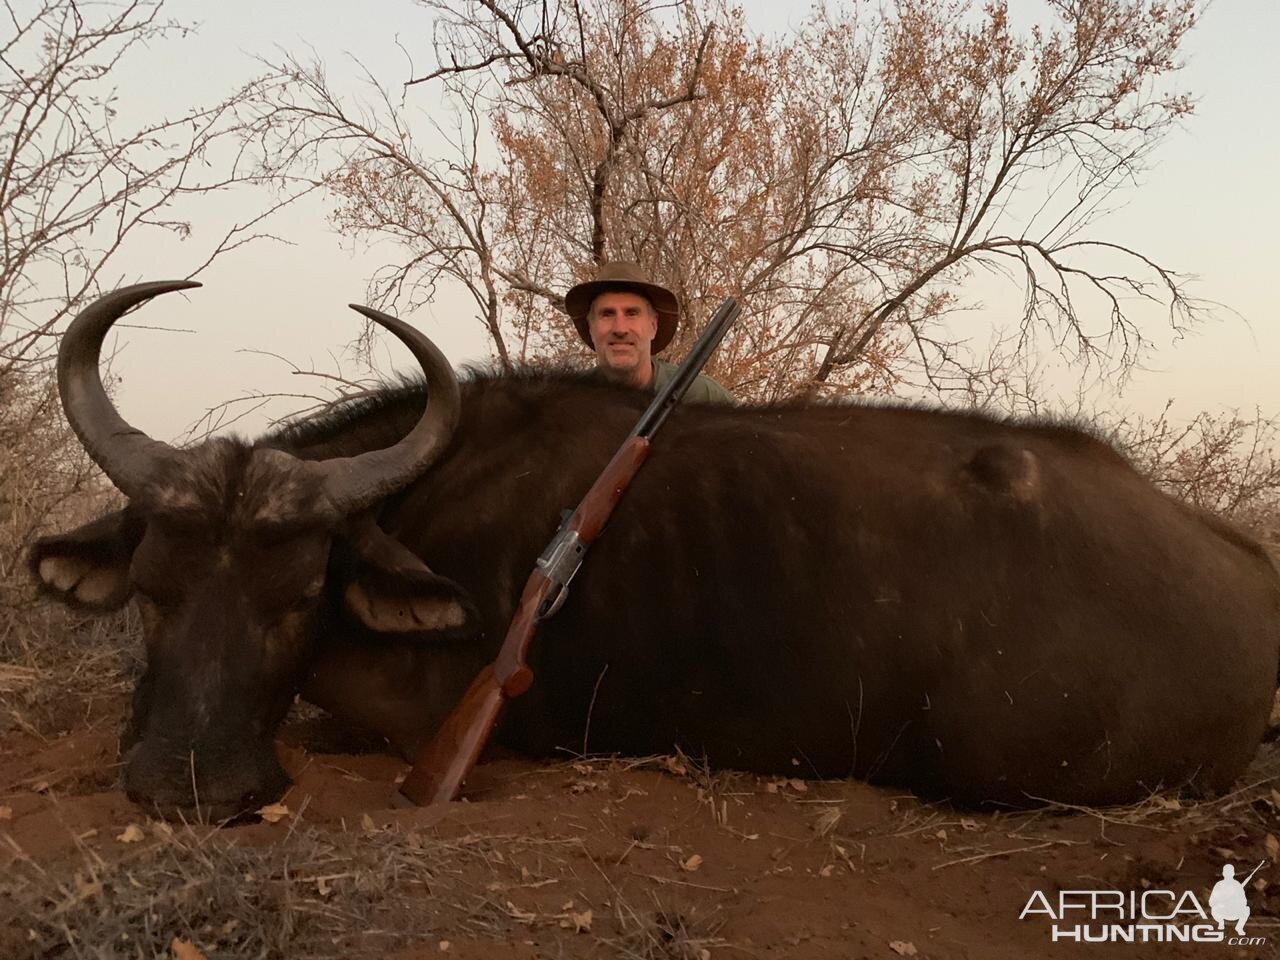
[316, 304, 461, 514]
[57, 281, 200, 497]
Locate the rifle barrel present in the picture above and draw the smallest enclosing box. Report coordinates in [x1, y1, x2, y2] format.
[630, 297, 740, 440]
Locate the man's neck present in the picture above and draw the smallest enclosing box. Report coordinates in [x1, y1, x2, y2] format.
[632, 358, 655, 389]
[601, 359, 654, 390]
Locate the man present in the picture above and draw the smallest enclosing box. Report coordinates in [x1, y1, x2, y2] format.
[565, 261, 734, 404]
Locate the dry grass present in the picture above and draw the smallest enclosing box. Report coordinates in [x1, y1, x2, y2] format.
[1, 816, 734, 960]
[0, 607, 140, 741]
[3, 820, 454, 959]
[607, 897, 725, 960]
[2, 818, 602, 959]
[1, 366, 138, 742]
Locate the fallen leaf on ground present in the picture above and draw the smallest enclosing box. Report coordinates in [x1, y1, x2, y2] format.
[361, 813, 377, 833]
[1266, 834, 1279, 859]
[116, 824, 145, 843]
[681, 854, 703, 872]
[888, 941, 918, 957]
[559, 909, 592, 932]
[256, 803, 289, 824]
[788, 778, 808, 792]
[0, 805, 12, 820]
[661, 756, 687, 776]
[438, 941, 451, 952]
[170, 939, 206, 960]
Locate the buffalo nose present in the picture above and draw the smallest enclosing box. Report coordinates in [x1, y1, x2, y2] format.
[124, 740, 291, 821]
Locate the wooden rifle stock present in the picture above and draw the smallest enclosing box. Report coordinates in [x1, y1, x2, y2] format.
[399, 438, 650, 805]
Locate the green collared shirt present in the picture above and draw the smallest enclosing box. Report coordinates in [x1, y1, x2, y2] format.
[649, 358, 736, 405]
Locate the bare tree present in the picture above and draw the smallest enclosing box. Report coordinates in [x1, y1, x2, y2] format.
[248, 0, 1204, 402]
[0, 0, 300, 620]
[1114, 403, 1280, 540]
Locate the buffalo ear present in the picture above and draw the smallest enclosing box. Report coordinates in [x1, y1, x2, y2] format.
[335, 515, 478, 638]
[29, 507, 144, 611]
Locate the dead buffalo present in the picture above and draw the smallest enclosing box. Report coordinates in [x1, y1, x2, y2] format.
[30, 281, 1280, 817]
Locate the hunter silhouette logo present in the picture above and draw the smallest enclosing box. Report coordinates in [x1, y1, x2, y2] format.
[1209, 861, 1264, 936]
[1019, 860, 1268, 946]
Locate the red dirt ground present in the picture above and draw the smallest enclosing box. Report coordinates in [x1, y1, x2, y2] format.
[3, 698, 1279, 959]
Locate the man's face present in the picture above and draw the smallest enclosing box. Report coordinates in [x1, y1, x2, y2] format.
[588, 291, 658, 386]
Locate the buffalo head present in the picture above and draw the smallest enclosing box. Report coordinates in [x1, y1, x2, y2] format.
[30, 282, 477, 818]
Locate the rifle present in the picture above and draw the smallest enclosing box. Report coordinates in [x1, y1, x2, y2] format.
[399, 297, 742, 805]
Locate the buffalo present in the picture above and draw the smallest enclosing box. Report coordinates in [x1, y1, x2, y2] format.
[30, 281, 1280, 817]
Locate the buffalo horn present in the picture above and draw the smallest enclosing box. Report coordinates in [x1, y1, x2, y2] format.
[315, 304, 460, 514]
[57, 281, 199, 497]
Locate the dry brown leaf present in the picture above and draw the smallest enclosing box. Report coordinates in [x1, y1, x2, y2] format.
[115, 824, 145, 844]
[438, 941, 451, 953]
[361, 813, 377, 833]
[661, 756, 687, 776]
[1267, 834, 1280, 859]
[788, 778, 808, 792]
[681, 853, 703, 872]
[559, 909, 593, 932]
[888, 941, 918, 957]
[256, 803, 289, 824]
[315, 876, 331, 897]
[0, 804, 12, 820]
[170, 939, 206, 960]
[819, 864, 835, 877]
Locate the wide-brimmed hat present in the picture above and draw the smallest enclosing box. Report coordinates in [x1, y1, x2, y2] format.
[565, 261, 679, 355]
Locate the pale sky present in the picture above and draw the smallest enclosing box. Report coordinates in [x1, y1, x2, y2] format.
[92, 0, 1279, 440]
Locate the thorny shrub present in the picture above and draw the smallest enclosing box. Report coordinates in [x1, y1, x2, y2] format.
[1113, 403, 1280, 545]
